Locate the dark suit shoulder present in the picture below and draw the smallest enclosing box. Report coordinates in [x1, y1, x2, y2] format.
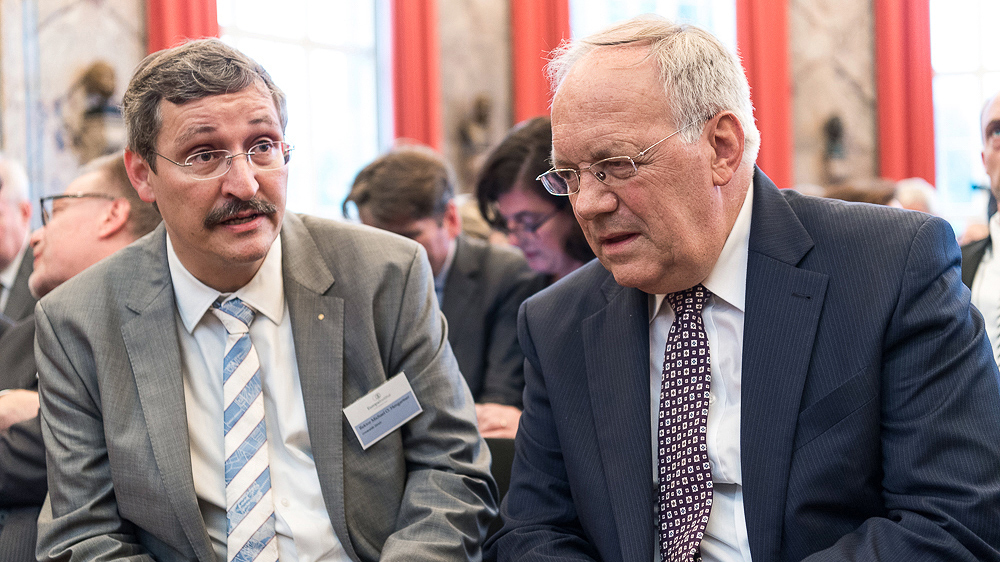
[782, 189, 932, 242]
[4, 247, 37, 322]
[453, 235, 541, 290]
[293, 213, 425, 274]
[520, 259, 618, 328]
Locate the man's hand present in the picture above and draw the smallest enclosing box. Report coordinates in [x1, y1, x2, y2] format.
[475, 403, 521, 439]
[0, 389, 40, 431]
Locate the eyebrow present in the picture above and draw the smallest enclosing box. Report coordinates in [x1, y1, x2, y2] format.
[173, 114, 281, 150]
[552, 143, 637, 169]
[985, 119, 1000, 141]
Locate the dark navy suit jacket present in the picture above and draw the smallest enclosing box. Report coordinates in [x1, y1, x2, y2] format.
[487, 169, 1000, 561]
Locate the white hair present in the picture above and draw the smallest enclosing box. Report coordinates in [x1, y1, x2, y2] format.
[547, 15, 761, 166]
[0, 153, 29, 203]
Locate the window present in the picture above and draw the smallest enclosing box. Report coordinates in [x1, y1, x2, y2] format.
[218, 0, 392, 218]
[930, 0, 1000, 230]
[570, 0, 736, 51]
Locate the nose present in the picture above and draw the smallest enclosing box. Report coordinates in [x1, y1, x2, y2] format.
[571, 173, 618, 221]
[506, 231, 525, 248]
[220, 154, 260, 200]
[29, 227, 43, 249]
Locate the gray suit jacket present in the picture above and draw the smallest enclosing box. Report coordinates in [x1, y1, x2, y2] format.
[3, 247, 36, 323]
[442, 235, 543, 407]
[35, 213, 497, 562]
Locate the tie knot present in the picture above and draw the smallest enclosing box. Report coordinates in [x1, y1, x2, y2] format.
[666, 284, 711, 316]
[210, 297, 256, 334]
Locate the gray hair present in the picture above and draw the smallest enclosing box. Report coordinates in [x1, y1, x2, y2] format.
[547, 15, 760, 165]
[0, 153, 29, 204]
[82, 152, 161, 238]
[121, 38, 287, 172]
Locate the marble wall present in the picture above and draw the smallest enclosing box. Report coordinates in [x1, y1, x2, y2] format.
[436, 0, 883, 191]
[1, 0, 145, 210]
[0, 1, 880, 203]
[438, 0, 512, 195]
[789, 0, 878, 187]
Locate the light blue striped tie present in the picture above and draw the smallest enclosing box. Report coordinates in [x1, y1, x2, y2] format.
[211, 298, 278, 562]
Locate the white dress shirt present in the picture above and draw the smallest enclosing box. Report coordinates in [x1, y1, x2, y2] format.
[167, 234, 349, 562]
[649, 185, 754, 562]
[970, 212, 1000, 366]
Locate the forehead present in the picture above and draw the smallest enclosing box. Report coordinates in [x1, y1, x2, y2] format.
[983, 95, 1000, 133]
[499, 184, 556, 211]
[157, 86, 281, 146]
[62, 170, 105, 196]
[551, 45, 672, 161]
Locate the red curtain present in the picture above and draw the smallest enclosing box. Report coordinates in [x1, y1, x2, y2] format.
[147, 0, 219, 53]
[391, 0, 442, 149]
[510, 0, 571, 123]
[874, 0, 934, 183]
[737, 0, 793, 189]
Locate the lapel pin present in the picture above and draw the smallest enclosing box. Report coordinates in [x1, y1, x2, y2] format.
[318, 313, 325, 320]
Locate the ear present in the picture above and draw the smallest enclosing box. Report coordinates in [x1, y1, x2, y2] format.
[443, 200, 462, 239]
[97, 199, 131, 239]
[17, 200, 32, 225]
[707, 112, 745, 187]
[124, 149, 156, 203]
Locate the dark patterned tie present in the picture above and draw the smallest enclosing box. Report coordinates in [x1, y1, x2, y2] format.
[657, 284, 713, 562]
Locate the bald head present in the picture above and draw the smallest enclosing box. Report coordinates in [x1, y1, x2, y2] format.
[981, 93, 1000, 200]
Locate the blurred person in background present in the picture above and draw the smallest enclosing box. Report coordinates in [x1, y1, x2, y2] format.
[476, 117, 594, 285]
[963, 90, 1000, 368]
[0, 153, 35, 323]
[346, 145, 543, 438]
[0, 152, 160, 562]
[894, 177, 937, 215]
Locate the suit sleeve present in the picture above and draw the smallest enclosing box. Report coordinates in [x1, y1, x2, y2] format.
[803, 217, 1000, 561]
[484, 299, 601, 562]
[376, 247, 499, 561]
[34, 304, 154, 562]
[478, 266, 545, 408]
[0, 415, 47, 507]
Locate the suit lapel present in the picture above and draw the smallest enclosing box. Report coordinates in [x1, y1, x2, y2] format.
[440, 235, 478, 325]
[120, 227, 215, 561]
[582, 276, 654, 562]
[961, 236, 989, 288]
[280, 214, 360, 562]
[741, 170, 828, 561]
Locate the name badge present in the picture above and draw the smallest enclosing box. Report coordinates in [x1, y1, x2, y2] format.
[343, 372, 423, 450]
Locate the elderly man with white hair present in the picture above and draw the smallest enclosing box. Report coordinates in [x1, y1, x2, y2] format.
[0, 153, 34, 323]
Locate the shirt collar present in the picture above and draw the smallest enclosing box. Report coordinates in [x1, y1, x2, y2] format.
[167, 233, 285, 333]
[650, 183, 753, 321]
[434, 237, 458, 293]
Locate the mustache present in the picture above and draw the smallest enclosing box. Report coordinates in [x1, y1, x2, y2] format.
[204, 198, 278, 228]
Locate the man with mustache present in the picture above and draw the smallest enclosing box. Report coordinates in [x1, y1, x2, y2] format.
[486, 15, 1000, 562]
[35, 39, 496, 562]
